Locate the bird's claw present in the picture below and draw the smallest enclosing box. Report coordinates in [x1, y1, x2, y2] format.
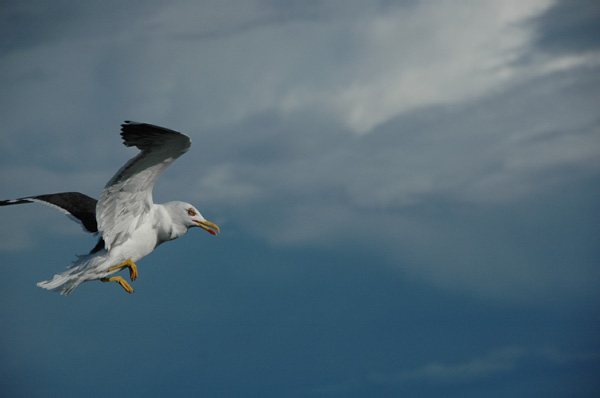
[108, 259, 138, 281]
[101, 276, 134, 294]
[104, 259, 138, 293]
[129, 262, 138, 281]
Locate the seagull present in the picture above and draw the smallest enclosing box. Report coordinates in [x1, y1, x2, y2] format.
[0, 121, 219, 295]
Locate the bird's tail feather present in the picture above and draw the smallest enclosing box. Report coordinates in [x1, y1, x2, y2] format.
[37, 272, 81, 295]
[37, 254, 107, 295]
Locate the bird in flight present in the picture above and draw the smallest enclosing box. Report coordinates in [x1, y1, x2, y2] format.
[0, 121, 219, 295]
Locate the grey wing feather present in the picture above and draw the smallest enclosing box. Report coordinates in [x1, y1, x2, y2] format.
[96, 121, 192, 250]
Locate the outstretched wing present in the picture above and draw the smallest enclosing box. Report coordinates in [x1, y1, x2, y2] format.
[96, 121, 191, 250]
[0, 192, 98, 233]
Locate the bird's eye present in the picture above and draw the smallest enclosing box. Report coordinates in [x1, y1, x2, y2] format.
[187, 209, 196, 216]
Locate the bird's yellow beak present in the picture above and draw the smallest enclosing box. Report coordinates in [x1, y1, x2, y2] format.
[194, 220, 220, 236]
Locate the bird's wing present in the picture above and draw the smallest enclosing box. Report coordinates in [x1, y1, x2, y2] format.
[0, 192, 98, 233]
[96, 121, 191, 250]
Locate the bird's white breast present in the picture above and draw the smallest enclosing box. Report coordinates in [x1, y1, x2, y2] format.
[109, 223, 160, 263]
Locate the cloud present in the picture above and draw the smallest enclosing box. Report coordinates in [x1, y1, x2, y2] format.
[195, 60, 600, 220]
[2, 0, 560, 135]
[310, 0, 554, 133]
[0, 0, 592, 139]
[1, 3, 599, 397]
[372, 347, 525, 385]
[531, 0, 600, 55]
[1, 0, 598, 303]
[370, 346, 600, 386]
[186, 58, 599, 302]
[313, 345, 600, 393]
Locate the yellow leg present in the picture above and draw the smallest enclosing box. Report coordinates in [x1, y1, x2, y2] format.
[101, 276, 134, 294]
[107, 259, 138, 281]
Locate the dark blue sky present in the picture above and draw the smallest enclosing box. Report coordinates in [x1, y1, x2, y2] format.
[1, 1, 599, 396]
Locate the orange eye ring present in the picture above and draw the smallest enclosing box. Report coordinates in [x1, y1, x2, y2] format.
[187, 209, 196, 216]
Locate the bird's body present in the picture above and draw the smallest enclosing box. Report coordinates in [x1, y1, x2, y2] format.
[0, 121, 219, 295]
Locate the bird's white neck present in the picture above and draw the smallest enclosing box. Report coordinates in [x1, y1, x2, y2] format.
[153, 203, 189, 244]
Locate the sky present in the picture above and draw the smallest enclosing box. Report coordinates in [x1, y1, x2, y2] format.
[0, 0, 599, 396]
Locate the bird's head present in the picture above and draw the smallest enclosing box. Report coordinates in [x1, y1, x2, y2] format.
[171, 201, 220, 236]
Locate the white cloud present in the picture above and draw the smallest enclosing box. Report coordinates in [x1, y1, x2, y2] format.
[277, 0, 556, 133]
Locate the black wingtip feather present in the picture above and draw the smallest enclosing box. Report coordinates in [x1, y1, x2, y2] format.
[119, 121, 191, 150]
[0, 192, 99, 233]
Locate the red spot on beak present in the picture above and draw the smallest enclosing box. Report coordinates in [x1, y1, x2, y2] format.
[194, 219, 220, 235]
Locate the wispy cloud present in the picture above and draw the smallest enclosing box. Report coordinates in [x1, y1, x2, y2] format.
[371, 347, 525, 385]
[314, 346, 600, 393]
[372, 346, 600, 385]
